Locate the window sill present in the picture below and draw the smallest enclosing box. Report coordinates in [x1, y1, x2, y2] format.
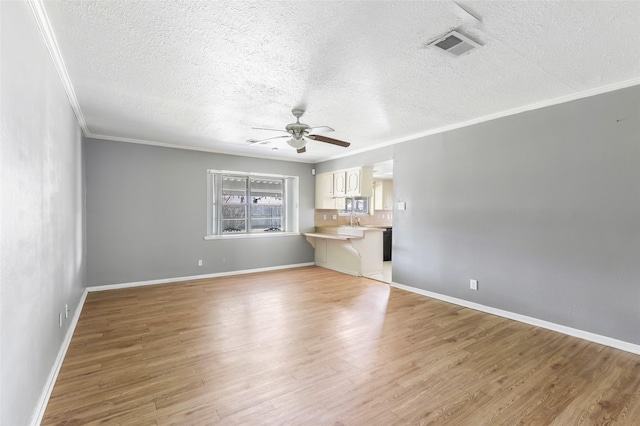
[204, 232, 301, 240]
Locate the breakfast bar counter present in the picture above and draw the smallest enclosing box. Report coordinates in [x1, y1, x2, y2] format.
[303, 226, 383, 277]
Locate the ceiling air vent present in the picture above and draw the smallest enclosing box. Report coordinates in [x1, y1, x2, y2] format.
[428, 30, 481, 57]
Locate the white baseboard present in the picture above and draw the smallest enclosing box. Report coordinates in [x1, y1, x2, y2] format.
[30, 289, 88, 426]
[30, 263, 314, 424]
[33, 269, 636, 426]
[86, 262, 315, 292]
[390, 281, 640, 356]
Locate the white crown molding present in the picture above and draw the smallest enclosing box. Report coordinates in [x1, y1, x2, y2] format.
[27, 0, 89, 135]
[390, 281, 640, 356]
[87, 78, 640, 165]
[86, 132, 316, 164]
[27, 0, 639, 165]
[85, 78, 640, 164]
[321, 78, 640, 163]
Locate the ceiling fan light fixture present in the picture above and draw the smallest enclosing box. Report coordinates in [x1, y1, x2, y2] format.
[287, 137, 306, 149]
[250, 109, 350, 153]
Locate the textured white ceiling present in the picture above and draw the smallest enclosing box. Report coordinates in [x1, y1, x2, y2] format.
[40, 1, 640, 162]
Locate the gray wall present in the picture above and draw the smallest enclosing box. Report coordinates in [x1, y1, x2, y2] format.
[315, 86, 640, 346]
[391, 86, 640, 345]
[0, 2, 87, 425]
[85, 139, 315, 286]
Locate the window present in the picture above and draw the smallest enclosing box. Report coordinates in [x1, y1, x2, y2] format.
[340, 197, 370, 216]
[207, 170, 298, 237]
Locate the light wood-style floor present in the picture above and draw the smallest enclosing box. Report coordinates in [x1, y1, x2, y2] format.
[43, 266, 640, 425]
[368, 261, 392, 283]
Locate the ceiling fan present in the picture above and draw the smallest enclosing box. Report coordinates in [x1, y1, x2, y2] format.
[248, 109, 350, 154]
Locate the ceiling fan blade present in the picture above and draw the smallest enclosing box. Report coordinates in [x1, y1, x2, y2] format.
[247, 135, 290, 145]
[307, 134, 350, 147]
[307, 125, 334, 133]
[297, 147, 306, 154]
[252, 127, 290, 134]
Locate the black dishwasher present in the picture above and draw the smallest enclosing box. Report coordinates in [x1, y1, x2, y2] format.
[383, 228, 392, 261]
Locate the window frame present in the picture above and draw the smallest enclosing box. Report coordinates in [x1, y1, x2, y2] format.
[205, 170, 300, 239]
[339, 196, 371, 216]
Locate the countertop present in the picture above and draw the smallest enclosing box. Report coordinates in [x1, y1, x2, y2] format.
[303, 226, 383, 240]
[302, 232, 361, 240]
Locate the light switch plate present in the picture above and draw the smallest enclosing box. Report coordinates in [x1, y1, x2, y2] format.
[398, 202, 406, 210]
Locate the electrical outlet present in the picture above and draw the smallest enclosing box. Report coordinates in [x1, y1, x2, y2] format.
[332, 214, 337, 220]
[470, 279, 478, 291]
[65, 304, 69, 319]
[323, 214, 327, 220]
[198, 259, 203, 267]
[59, 313, 62, 327]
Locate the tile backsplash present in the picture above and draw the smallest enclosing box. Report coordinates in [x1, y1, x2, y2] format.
[314, 209, 393, 227]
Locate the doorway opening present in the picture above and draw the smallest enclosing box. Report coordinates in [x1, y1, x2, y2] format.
[369, 159, 393, 283]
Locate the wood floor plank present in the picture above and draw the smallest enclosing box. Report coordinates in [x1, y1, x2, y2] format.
[42, 266, 640, 425]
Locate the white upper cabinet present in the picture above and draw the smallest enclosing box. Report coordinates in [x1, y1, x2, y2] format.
[315, 173, 337, 209]
[346, 167, 373, 197]
[322, 173, 334, 197]
[333, 172, 346, 197]
[346, 170, 360, 196]
[315, 167, 374, 209]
